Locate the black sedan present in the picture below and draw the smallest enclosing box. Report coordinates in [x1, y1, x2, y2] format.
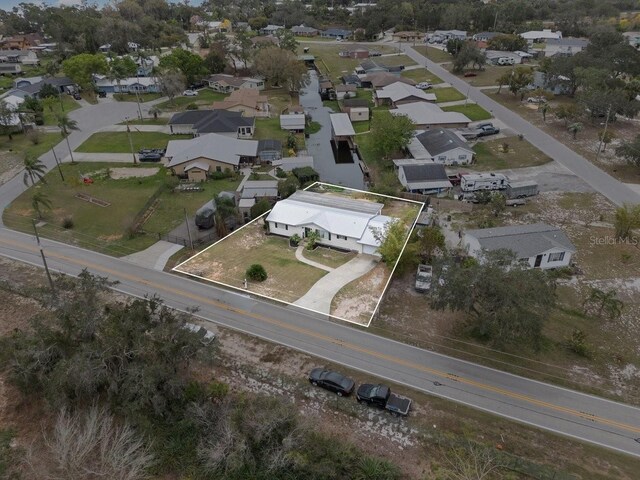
[308, 368, 355, 396]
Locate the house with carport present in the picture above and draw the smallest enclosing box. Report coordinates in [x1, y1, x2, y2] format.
[393, 160, 452, 195]
[375, 82, 436, 107]
[207, 74, 265, 92]
[211, 88, 269, 117]
[462, 223, 576, 270]
[406, 128, 474, 165]
[391, 102, 471, 129]
[266, 191, 396, 256]
[165, 133, 258, 181]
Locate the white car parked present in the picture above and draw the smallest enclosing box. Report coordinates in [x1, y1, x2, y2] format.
[183, 323, 216, 345]
[416, 82, 432, 89]
[182, 89, 198, 96]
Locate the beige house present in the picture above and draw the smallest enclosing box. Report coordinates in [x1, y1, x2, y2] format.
[211, 88, 269, 117]
[165, 133, 258, 180]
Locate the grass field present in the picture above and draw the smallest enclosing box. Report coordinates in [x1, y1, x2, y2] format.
[42, 95, 81, 125]
[451, 64, 535, 87]
[2, 163, 168, 255]
[114, 93, 164, 103]
[0, 132, 63, 180]
[442, 104, 492, 121]
[177, 221, 328, 302]
[301, 246, 356, 269]
[400, 68, 443, 84]
[254, 117, 305, 152]
[434, 87, 466, 103]
[119, 117, 169, 126]
[76, 132, 189, 153]
[144, 177, 242, 233]
[302, 44, 399, 82]
[155, 89, 228, 111]
[472, 136, 553, 170]
[413, 45, 452, 63]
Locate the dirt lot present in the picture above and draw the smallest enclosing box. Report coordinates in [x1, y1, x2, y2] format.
[374, 191, 640, 404]
[489, 91, 640, 184]
[2, 257, 640, 479]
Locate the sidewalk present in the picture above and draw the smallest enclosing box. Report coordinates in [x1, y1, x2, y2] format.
[295, 245, 333, 272]
[438, 99, 475, 107]
[59, 153, 137, 163]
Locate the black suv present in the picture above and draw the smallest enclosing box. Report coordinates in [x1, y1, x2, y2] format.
[138, 148, 164, 162]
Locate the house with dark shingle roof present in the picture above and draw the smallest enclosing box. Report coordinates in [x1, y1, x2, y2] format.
[168, 110, 255, 137]
[406, 128, 474, 165]
[393, 160, 452, 194]
[463, 223, 576, 269]
[11, 76, 76, 97]
[321, 28, 352, 39]
[291, 25, 319, 36]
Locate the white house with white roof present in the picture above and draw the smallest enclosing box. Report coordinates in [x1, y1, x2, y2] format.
[519, 29, 562, 42]
[266, 191, 396, 256]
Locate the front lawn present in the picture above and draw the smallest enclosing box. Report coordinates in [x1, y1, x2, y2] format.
[155, 89, 228, 111]
[42, 95, 81, 125]
[412, 46, 452, 63]
[176, 220, 328, 303]
[301, 246, 356, 269]
[442, 104, 492, 121]
[119, 117, 169, 126]
[113, 92, 164, 103]
[2, 163, 169, 255]
[301, 44, 398, 82]
[472, 136, 552, 170]
[377, 54, 417, 67]
[76, 132, 189, 153]
[434, 87, 466, 103]
[0, 132, 63, 179]
[144, 177, 242, 233]
[451, 64, 535, 87]
[400, 68, 443, 84]
[254, 117, 305, 152]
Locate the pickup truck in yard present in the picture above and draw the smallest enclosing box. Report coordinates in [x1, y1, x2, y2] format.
[356, 384, 412, 417]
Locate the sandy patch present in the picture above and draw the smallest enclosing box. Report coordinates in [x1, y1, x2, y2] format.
[109, 167, 159, 179]
[331, 262, 389, 324]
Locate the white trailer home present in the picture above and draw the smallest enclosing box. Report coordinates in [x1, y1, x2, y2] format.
[461, 173, 508, 192]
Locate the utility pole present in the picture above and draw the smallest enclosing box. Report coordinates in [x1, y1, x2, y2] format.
[133, 73, 144, 120]
[464, 81, 473, 106]
[51, 147, 65, 182]
[125, 117, 137, 164]
[595, 104, 612, 162]
[32, 220, 55, 294]
[493, 10, 499, 31]
[184, 208, 194, 251]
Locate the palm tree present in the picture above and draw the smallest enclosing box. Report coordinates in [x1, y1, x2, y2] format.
[31, 190, 52, 219]
[539, 103, 549, 122]
[149, 106, 160, 120]
[23, 155, 48, 186]
[567, 122, 582, 140]
[583, 288, 624, 320]
[57, 114, 80, 165]
[614, 204, 640, 239]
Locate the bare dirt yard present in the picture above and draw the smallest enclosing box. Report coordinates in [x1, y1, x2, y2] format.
[374, 191, 640, 404]
[109, 167, 160, 179]
[2, 257, 640, 479]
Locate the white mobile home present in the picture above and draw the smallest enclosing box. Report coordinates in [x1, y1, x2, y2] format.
[266, 190, 396, 256]
[461, 173, 508, 192]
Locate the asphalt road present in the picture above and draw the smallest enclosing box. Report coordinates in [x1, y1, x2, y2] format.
[1, 227, 639, 458]
[0, 99, 154, 219]
[400, 44, 640, 207]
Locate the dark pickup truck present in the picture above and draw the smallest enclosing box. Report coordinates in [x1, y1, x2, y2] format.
[356, 384, 412, 417]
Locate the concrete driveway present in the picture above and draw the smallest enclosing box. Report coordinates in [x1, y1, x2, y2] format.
[293, 254, 378, 315]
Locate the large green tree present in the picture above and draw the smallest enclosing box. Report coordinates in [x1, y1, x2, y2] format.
[430, 250, 557, 348]
[370, 111, 415, 160]
[159, 48, 207, 85]
[62, 53, 108, 89]
[616, 135, 640, 167]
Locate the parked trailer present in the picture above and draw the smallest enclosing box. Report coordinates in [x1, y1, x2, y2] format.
[460, 173, 508, 192]
[506, 180, 539, 199]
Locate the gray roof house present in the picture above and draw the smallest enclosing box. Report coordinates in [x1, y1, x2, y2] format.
[463, 223, 576, 270]
[291, 25, 319, 36]
[392, 102, 471, 129]
[396, 162, 452, 195]
[544, 38, 589, 57]
[168, 110, 255, 137]
[406, 128, 474, 165]
[321, 28, 352, 39]
[472, 32, 502, 42]
[165, 133, 259, 176]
